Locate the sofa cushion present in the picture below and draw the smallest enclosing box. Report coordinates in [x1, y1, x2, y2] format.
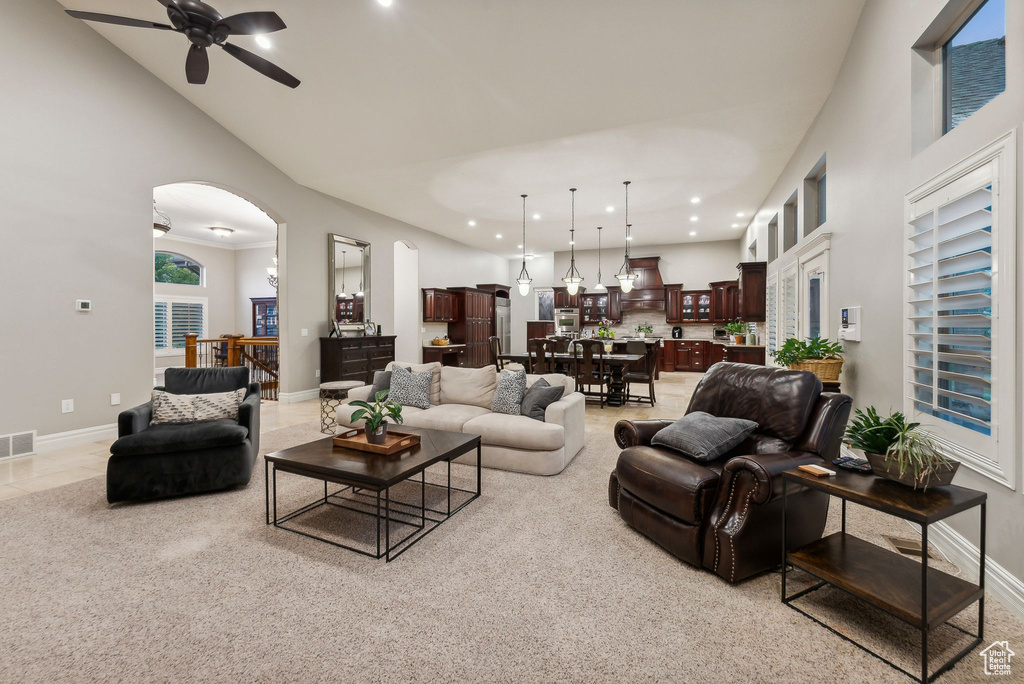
[389, 366, 433, 409]
[370, 367, 409, 399]
[403, 404, 490, 432]
[651, 411, 758, 462]
[151, 388, 246, 425]
[491, 369, 527, 415]
[336, 402, 423, 428]
[616, 446, 725, 525]
[387, 361, 441, 405]
[111, 419, 248, 457]
[440, 365, 498, 409]
[164, 366, 249, 394]
[520, 378, 565, 421]
[462, 413, 564, 451]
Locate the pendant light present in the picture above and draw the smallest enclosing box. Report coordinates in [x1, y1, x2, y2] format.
[153, 200, 171, 238]
[615, 180, 638, 294]
[338, 250, 349, 300]
[562, 187, 584, 296]
[516, 194, 532, 296]
[593, 226, 606, 290]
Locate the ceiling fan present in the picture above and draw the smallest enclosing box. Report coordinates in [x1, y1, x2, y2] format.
[65, 0, 300, 88]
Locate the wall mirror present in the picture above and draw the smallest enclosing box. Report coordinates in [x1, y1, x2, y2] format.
[328, 234, 370, 330]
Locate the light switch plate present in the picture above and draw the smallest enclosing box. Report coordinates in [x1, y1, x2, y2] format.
[315, 369, 320, 377]
[110, 393, 121, 406]
[301, 328, 308, 337]
[61, 399, 74, 414]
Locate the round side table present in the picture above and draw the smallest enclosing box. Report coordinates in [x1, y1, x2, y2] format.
[319, 381, 365, 434]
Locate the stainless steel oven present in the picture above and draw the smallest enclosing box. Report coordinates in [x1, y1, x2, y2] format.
[555, 308, 580, 332]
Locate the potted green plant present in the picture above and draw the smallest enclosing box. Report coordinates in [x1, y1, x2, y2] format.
[844, 407, 958, 490]
[769, 337, 844, 382]
[348, 390, 404, 444]
[635, 323, 653, 339]
[597, 319, 616, 338]
[724, 320, 746, 344]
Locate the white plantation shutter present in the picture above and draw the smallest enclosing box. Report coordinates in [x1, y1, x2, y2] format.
[171, 302, 205, 348]
[154, 301, 169, 351]
[782, 265, 798, 342]
[904, 131, 1015, 488]
[766, 276, 779, 354]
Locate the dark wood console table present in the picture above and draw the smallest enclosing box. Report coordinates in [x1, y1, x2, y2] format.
[781, 468, 985, 683]
[320, 335, 396, 385]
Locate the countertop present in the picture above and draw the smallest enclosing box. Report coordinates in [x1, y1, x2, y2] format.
[422, 342, 466, 349]
[664, 338, 766, 348]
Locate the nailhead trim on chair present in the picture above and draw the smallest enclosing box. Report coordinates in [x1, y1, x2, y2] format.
[711, 476, 739, 574]
[729, 489, 757, 583]
[712, 470, 757, 582]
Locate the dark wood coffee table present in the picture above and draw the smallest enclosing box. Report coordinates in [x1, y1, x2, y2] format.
[264, 426, 481, 562]
[781, 467, 986, 683]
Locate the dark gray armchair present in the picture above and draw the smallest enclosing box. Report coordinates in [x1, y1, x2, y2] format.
[107, 367, 260, 504]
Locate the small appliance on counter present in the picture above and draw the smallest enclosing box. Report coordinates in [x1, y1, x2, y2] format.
[713, 328, 728, 340]
[671, 326, 682, 339]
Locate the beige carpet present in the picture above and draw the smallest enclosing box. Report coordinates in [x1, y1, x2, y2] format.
[1, 423, 1021, 683]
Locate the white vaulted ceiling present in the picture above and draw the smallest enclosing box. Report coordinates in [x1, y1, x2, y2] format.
[59, 0, 865, 257]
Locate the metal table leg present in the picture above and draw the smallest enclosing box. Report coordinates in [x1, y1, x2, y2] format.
[921, 522, 929, 683]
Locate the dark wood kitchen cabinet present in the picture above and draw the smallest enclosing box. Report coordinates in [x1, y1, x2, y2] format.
[553, 287, 586, 309]
[606, 286, 622, 322]
[674, 340, 707, 372]
[422, 288, 456, 323]
[710, 280, 740, 323]
[708, 342, 726, 366]
[447, 287, 494, 368]
[526, 320, 554, 343]
[737, 262, 767, 321]
[659, 340, 676, 371]
[722, 345, 766, 365]
[676, 290, 711, 323]
[665, 285, 682, 324]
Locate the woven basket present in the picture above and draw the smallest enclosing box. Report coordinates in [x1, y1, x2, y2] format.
[790, 357, 843, 382]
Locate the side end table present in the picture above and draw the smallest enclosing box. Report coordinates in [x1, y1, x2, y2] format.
[319, 380, 365, 433]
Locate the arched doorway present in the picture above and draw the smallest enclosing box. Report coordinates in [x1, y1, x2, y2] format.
[393, 240, 420, 363]
[152, 182, 282, 399]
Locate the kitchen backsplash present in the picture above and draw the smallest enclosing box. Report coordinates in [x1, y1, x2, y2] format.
[583, 310, 765, 343]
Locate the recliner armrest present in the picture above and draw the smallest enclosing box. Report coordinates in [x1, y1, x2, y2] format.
[238, 390, 261, 455]
[614, 419, 674, 448]
[118, 402, 152, 438]
[722, 451, 823, 505]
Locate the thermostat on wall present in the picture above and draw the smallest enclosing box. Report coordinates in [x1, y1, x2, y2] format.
[75, 300, 92, 312]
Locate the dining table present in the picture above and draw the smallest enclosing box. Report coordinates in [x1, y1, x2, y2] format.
[497, 351, 646, 407]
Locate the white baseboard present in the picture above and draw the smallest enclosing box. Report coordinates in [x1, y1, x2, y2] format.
[927, 520, 1024, 625]
[279, 389, 319, 404]
[36, 423, 118, 453]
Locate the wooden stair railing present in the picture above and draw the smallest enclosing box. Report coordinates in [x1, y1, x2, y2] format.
[183, 333, 279, 400]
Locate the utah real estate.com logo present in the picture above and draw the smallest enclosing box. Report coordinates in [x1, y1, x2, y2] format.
[980, 641, 1014, 676]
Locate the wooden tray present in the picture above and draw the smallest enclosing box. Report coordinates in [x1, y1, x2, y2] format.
[333, 428, 421, 455]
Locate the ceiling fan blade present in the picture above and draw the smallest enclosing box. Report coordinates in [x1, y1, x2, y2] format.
[215, 12, 287, 35]
[185, 45, 209, 85]
[221, 43, 300, 88]
[65, 10, 175, 30]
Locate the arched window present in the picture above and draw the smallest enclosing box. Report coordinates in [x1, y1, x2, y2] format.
[155, 251, 203, 286]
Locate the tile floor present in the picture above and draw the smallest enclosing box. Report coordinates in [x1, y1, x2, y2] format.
[0, 373, 705, 502]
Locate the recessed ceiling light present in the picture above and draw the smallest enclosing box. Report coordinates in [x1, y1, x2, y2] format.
[467, 220, 476, 227]
[254, 35, 272, 49]
[532, 213, 541, 220]
[736, 212, 745, 218]
[691, 197, 700, 204]
[496, 234, 502, 239]
[690, 216, 698, 222]
[517, 244, 523, 249]
[732, 223, 740, 228]
[605, 206, 615, 213]
[689, 230, 697, 236]
[210, 226, 233, 238]
[377, 0, 394, 6]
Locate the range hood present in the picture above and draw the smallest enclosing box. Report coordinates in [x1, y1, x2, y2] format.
[620, 257, 666, 311]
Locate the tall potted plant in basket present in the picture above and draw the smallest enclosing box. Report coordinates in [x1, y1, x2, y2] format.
[770, 337, 844, 382]
[348, 390, 404, 445]
[844, 407, 958, 490]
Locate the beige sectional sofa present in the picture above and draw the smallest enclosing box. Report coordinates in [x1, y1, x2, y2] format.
[336, 362, 585, 476]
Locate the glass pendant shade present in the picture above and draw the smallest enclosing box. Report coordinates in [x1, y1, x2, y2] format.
[517, 193, 532, 296]
[564, 277, 582, 296]
[616, 271, 637, 294]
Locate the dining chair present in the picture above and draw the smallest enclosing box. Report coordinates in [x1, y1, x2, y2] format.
[623, 339, 656, 406]
[573, 339, 608, 408]
[527, 338, 556, 374]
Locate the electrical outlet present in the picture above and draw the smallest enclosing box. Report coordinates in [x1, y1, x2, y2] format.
[61, 399, 74, 414]
[315, 369, 320, 377]
[110, 393, 121, 406]
[301, 328, 308, 337]
[421, 326, 426, 333]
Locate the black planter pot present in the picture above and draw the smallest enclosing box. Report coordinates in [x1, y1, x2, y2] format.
[365, 423, 388, 445]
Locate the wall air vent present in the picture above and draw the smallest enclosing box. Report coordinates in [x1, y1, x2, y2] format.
[0, 431, 36, 460]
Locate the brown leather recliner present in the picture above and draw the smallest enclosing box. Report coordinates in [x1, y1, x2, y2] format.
[608, 362, 852, 583]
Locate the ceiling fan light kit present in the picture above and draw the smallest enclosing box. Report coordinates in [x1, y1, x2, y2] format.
[65, 1, 301, 88]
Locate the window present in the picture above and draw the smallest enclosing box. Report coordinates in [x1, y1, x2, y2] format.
[155, 252, 203, 286]
[904, 130, 1015, 488]
[802, 253, 827, 340]
[943, 0, 1005, 133]
[783, 193, 799, 252]
[766, 274, 779, 357]
[767, 215, 779, 263]
[154, 296, 207, 353]
[803, 154, 827, 235]
[816, 174, 827, 228]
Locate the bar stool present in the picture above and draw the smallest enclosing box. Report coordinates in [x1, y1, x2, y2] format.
[319, 380, 364, 433]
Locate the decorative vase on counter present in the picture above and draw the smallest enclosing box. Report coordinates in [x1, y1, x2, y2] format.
[746, 332, 757, 345]
[732, 334, 745, 344]
[638, 332, 645, 339]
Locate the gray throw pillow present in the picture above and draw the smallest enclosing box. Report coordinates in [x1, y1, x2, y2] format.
[389, 365, 432, 410]
[651, 411, 758, 462]
[370, 367, 410, 399]
[519, 378, 564, 422]
[491, 369, 527, 415]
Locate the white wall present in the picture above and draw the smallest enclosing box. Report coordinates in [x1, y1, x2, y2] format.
[0, 0, 507, 435]
[234, 244, 277, 336]
[741, 0, 1024, 583]
[508, 254, 556, 353]
[393, 242, 420, 363]
[552, 239, 742, 290]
